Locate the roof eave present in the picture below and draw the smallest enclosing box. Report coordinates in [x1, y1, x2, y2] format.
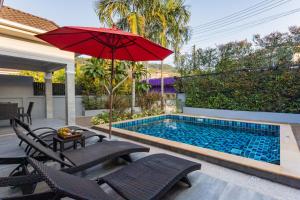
[0, 18, 47, 34]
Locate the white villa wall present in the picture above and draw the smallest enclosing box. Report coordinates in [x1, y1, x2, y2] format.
[183, 107, 300, 124]
[0, 75, 83, 124]
[0, 20, 76, 125]
[0, 75, 44, 118]
[53, 96, 83, 120]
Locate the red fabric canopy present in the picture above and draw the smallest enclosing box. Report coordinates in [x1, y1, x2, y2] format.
[36, 26, 173, 61]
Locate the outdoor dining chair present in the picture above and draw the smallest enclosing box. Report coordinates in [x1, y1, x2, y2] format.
[18, 102, 34, 125]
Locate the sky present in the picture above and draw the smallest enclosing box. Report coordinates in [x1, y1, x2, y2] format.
[3, 0, 300, 66]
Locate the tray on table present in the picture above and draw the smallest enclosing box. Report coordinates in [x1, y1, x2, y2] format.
[57, 130, 83, 140]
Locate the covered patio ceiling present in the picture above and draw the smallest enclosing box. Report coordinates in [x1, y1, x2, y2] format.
[0, 5, 76, 125]
[0, 54, 66, 72]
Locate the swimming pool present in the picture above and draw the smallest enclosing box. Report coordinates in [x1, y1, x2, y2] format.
[113, 115, 280, 164]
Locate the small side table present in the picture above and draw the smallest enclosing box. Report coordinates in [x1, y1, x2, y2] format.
[53, 135, 85, 152]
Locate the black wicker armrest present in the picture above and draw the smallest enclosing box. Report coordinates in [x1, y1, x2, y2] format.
[0, 156, 28, 165]
[1, 191, 56, 200]
[37, 130, 56, 135]
[0, 174, 42, 187]
[33, 131, 57, 139]
[31, 127, 57, 132]
[38, 131, 56, 139]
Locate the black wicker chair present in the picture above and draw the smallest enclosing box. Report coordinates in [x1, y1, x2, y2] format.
[0, 103, 18, 126]
[1, 155, 201, 200]
[18, 102, 34, 125]
[14, 118, 106, 149]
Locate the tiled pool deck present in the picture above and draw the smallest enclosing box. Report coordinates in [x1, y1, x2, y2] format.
[95, 114, 300, 189]
[0, 119, 300, 199]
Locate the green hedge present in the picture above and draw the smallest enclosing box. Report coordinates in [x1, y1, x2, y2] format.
[176, 68, 300, 113]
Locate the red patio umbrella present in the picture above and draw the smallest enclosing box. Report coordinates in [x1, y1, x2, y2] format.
[36, 26, 173, 139]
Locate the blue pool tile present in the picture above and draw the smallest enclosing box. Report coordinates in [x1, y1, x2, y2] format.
[113, 115, 280, 164]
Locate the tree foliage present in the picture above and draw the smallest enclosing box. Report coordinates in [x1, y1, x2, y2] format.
[178, 27, 300, 76]
[176, 27, 300, 113]
[96, 0, 191, 62]
[18, 69, 66, 83]
[79, 58, 149, 95]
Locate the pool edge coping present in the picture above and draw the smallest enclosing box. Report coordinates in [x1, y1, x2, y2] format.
[93, 113, 300, 189]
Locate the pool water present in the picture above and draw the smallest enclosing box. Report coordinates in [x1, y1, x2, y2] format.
[114, 115, 280, 164]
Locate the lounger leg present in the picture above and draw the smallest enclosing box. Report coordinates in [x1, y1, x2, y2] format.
[180, 176, 192, 187]
[120, 155, 132, 163]
[60, 155, 65, 168]
[20, 182, 36, 195]
[50, 193, 61, 200]
[9, 164, 37, 194]
[2, 191, 57, 200]
[95, 178, 105, 185]
[9, 164, 23, 177]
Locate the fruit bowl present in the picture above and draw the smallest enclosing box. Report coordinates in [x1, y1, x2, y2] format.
[57, 128, 82, 139]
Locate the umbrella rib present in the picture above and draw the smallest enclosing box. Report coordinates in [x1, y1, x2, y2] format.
[61, 36, 96, 50]
[123, 44, 135, 61]
[114, 37, 122, 48]
[39, 31, 91, 36]
[89, 32, 114, 49]
[123, 36, 163, 60]
[115, 39, 137, 49]
[97, 45, 106, 58]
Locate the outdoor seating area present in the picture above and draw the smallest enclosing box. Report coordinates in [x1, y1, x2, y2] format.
[1, 1, 300, 200]
[0, 121, 299, 200]
[0, 119, 201, 199]
[0, 102, 34, 126]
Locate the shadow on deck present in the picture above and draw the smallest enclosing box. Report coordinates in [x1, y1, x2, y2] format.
[0, 119, 299, 200]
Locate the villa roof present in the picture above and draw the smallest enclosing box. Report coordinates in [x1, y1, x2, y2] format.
[0, 6, 59, 31]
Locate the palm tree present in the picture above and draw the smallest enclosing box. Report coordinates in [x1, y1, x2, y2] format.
[96, 0, 190, 65]
[96, 0, 147, 115]
[145, 0, 191, 109]
[96, 0, 191, 111]
[96, 0, 145, 35]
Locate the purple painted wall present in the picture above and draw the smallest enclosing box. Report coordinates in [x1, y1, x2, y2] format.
[145, 77, 177, 93]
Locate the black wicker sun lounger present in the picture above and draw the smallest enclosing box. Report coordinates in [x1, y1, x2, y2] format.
[13, 126, 150, 173]
[14, 118, 106, 149]
[4, 123, 149, 194]
[1, 154, 201, 200]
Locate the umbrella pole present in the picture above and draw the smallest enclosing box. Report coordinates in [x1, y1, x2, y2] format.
[109, 48, 115, 140]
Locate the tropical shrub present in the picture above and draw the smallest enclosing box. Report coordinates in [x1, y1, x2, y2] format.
[105, 95, 131, 113]
[176, 67, 300, 113]
[91, 109, 164, 125]
[82, 96, 106, 110]
[137, 92, 161, 110]
[82, 95, 132, 112]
